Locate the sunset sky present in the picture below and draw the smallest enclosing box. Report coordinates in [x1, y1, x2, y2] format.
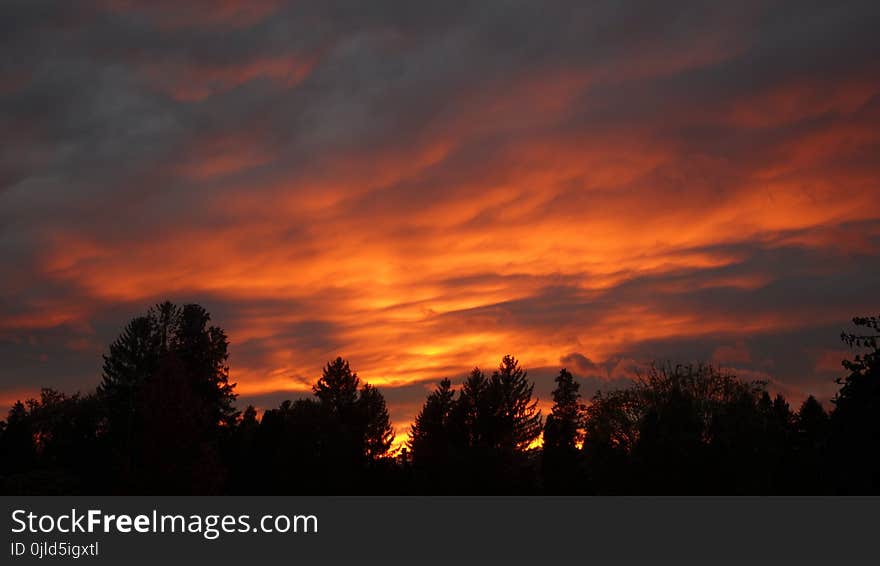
[2, 1, 879, 442]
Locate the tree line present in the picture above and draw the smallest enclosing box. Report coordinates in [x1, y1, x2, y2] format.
[0, 302, 878, 494]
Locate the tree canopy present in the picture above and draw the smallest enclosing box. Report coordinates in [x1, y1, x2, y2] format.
[2, 306, 879, 495]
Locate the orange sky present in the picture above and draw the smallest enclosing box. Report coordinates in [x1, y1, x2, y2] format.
[1, 1, 879, 443]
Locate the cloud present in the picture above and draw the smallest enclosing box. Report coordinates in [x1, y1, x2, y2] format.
[712, 342, 752, 365]
[99, 0, 283, 30]
[559, 353, 601, 377]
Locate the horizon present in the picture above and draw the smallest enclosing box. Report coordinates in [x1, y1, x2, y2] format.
[0, 301, 866, 451]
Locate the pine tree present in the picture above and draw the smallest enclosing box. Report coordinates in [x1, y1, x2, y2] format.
[543, 368, 583, 452]
[312, 357, 393, 462]
[490, 355, 543, 453]
[97, 302, 238, 489]
[98, 314, 160, 474]
[313, 357, 360, 415]
[542, 368, 585, 493]
[359, 383, 394, 461]
[99, 316, 159, 445]
[175, 303, 237, 428]
[408, 379, 456, 468]
[455, 367, 489, 450]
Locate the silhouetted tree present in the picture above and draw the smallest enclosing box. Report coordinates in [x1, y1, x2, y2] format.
[314, 357, 360, 414]
[312, 357, 394, 463]
[358, 383, 394, 461]
[406, 357, 544, 493]
[0, 402, 34, 477]
[174, 304, 238, 428]
[0, 390, 105, 494]
[490, 355, 543, 454]
[635, 380, 705, 493]
[542, 369, 584, 493]
[138, 354, 225, 493]
[829, 315, 880, 493]
[250, 398, 326, 493]
[446, 357, 543, 492]
[98, 315, 158, 471]
[582, 364, 786, 494]
[409, 379, 456, 467]
[226, 405, 260, 493]
[792, 395, 828, 492]
[5, 303, 875, 495]
[582, 388, 640, 493]
[246, 357, 395, 493]
[308, 357, 365, 483]
[408, 379, 457, 490]
[97, 301, 237, 491]
[797, 396, 828, 441]
[762, 393, 796, 492]
[453, 367, 491, 452]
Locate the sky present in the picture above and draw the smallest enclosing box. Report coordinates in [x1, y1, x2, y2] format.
[1, 0, 879, 443]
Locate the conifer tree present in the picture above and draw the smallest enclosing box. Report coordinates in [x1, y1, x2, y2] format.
[542, 368, 585, 493]
[359, 383, 394, 461]
[409, 379, 456, 468]
[543, 368, 583, 452]
[313, 357, 360, 415]
[490, 355, 543, 453]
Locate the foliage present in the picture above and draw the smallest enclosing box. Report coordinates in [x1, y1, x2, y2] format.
[829, 315, 880, 493]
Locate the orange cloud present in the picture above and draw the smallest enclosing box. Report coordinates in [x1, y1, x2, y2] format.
[725, 72, 880, 130]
